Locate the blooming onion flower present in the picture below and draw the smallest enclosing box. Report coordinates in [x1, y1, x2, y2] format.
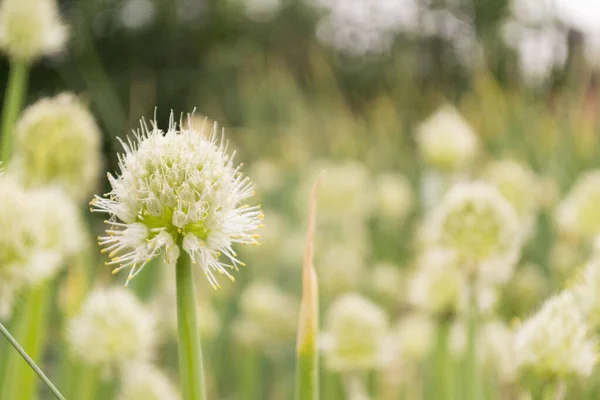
[91, 114, 262, 288]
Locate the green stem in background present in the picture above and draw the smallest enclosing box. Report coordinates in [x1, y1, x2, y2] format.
[240, 346, 260, 400]
[465, 286, 479, 400]
[74, 365, 98, 400]
[0, 59, 29, 163]
[542, 380, 566, 400]
[435, 318, 454, 400]
[176, 251, 207, 400]
[0, 284, 56, 400]
[0, 320, 64, 400]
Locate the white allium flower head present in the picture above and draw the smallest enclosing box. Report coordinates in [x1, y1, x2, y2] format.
[426, 182, 522, 283]
[0, 0, 68, 61]
[321, 293, 390, 372]
[416, 105, 479, 171]
[231, 280, 297, 350]
[91, 113, 262, 288]
[0, 175, 82, 319]
[393, 313, 435, 363]
[117, 363, 180, 400]
[374, 172, 413, 221]
[556, 170, 600, 241]
[573, 256, 600, 330]
[12, 93, 102, 201]
[482, 159, 540, 236]
[406, 248, 465, 317]
[67, 287, 157, 370]
[515, 291, 597, 379]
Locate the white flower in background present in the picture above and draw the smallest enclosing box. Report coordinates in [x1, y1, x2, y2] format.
[117, 363, 179, 400]
[319, 244, 365, 297]
[0, 175, 82, 319]
[479, 320, 518, 383]
[416, 106, 480, 171]
[232, 281, 297, 351]
[368, 262, 405, 306]
[426, 182, 521, 283]
[322, 293, 390, 372]
[406, 248, 464, 317]
[482, 159, 540, 236]
[374, 172, 413, 221]
[12, 93, 102, 201]
[67, 287, 157, 371]
[393, 313, 435, 363]
[0, 0, 68, 61]
[515, 291, 597, 378]
[556, 170, 600, 241]
[91, 114, 262, 288]
[298, 161, 373, 222]
[151, 264, 221, 340]
[572, 256, 600, 329]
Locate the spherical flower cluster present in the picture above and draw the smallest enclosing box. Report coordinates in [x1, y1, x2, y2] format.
[91, 115, 262, 288]
[368, 262, 405, 306]
[232, 281, 297, 350]
[482, 159, 540, 235]
[407, 248, 464, 317]
[374, 172, 413, 221]
[12, 93, 102, 201]
[416, 106, 480, 171]
[117, 364, 179, 400]
[426, 182, 521, 283]
[298, 161, 373, 222]
[479, 320, 517, 383]
[393, 313, 435, 363]
[556, 170, 600, 241]
[67, 287, 157, 370]
[515, 291, 597, 379]
[0, 175, 82, 319]
[321, 293, 390, 372]
[0, 0, 68, 61]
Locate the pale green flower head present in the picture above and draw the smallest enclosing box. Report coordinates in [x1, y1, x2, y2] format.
[91, 114, 262, 288]
[13, 93, 102, 201]
[515, 291, 597, 379]
[426, 182, 521, 282]
[0, 0, 68, 61]
[322, 293, 390, 372]
[117, 364, 180, 400]
[482, 159, 540, 236]
[67, 287, 157, 370]
[374, 172, 413, 221]
[407, 248, 465, 317]
[556, 170, 600, 241]
[416, 105, 479, 171]
[0, 174, 82, 319]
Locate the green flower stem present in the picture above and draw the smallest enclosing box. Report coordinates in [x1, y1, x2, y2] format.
[0, 59, 29, 163]
[465, 287, 480, 400]
[435, 318, 454, 400]
[74, 365, 98, 400]
[240, 346, 260, 400]
[0, 284, 61, 400]
[176, 251, 207, 400]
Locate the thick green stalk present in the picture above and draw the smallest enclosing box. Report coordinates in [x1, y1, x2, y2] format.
[0, 284, 52, 400]
[176, 251, 207, 400]
[0, 59, 29, 163]
[240, 346, 260, 400]
[0, 319, 64, 400]
[465, 287, 479, 400]
[435, 318, 454, 400]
